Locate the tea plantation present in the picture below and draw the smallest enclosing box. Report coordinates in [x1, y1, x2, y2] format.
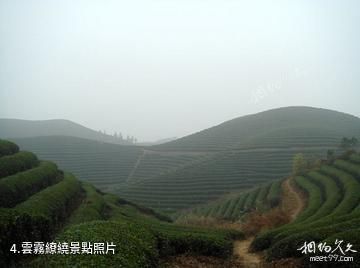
[0, 139, 242, 267]
[9, 107, 360, 214]
[251, 152, 360, 266]
[176, 180, 282, 221]
[117, 148, 324, 213]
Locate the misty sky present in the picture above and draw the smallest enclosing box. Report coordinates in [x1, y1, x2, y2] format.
[1, 0, 360, 141]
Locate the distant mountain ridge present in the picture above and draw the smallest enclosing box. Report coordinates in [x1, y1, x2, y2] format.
[0, 118, 132, 145]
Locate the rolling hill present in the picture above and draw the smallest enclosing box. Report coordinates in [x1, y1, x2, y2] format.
[0, 118, 132, 145]
[0, 139, 242, 267]
[153, 106, 360, 151]
[5, 107, 360, 213]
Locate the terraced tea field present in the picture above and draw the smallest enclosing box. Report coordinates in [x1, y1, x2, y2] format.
[0, 140, 242, 268]
[126, 150, 209, 183]
[177, 180, 282, 221]
[118, 148, 327, 212]
[251, 153, 360, 266]
[154, 107, 360, 151]
[11, 136, 143, 192]
[7, 107, 360, 214]
[0, 139, 242, 267]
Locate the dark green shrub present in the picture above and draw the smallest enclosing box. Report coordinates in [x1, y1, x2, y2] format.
[350, 153, 360, 163]
[320, 166, 360, 215]
[156, 231, 233, 258]
[243, 188, 261, 210]
[318, 229, 360, 268]
[0, 173, 82, 266]
[302, 171, 342, 222]
[0, 151, 39, 178]
[267, 217, 360, 260]
[67, 182, 105, 225]
[31, 221, 159, 268]
[267, 180, 282, 208]
[0, 208, 51, 266]
[293, 176, 323, 223]
[152, 223, 242, 259]
[0, 161, 60, 207]
[0, 139, 19, 158]
[15, 172, 82, 227]
[334, 159, 360, 177]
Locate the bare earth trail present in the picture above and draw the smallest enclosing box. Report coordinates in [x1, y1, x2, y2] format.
[132, 147, 307, 267]
[126, 150, 146, 183]
[282, 177, 305, 220]
[232, 177, 305, 267]
[233, 237, 262, 267]
[163, 178, 305, 267]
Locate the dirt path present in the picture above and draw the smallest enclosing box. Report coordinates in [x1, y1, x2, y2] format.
[229, 178, 304, 267]
[233, 237, 262, 266]
[282, 178, 304, 221]
[126, 149, 146, 183]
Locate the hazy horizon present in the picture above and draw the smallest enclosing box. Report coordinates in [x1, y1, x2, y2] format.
[1, 0, 360, 141]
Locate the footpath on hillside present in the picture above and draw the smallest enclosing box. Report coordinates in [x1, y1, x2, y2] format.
[163, 177, 304, 267]
[281, 177, 304, 220]
[233, 237, 262, 267]
[232, 177, 305, 267]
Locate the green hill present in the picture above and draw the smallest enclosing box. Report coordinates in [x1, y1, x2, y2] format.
[0, 118, 132, 145]
[153, 106, 360, 151]
[0, 139, 242, 267]
[6, 107, 360, 213]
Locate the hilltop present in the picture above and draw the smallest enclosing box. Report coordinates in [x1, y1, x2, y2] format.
[153, 106, 360, 151]
[0, 118, 133, 145]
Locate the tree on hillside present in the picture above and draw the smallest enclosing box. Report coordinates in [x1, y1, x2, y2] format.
[327, 149, 335, 164]
[292, 153, 308, 175]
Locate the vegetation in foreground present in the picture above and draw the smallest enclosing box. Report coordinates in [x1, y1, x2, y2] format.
[0, 139, 242, 267]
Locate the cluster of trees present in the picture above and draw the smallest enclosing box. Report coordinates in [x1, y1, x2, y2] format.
[292, 137, 359, 175]
[292, 153, 325, 175]
[98, 130, 137, 144]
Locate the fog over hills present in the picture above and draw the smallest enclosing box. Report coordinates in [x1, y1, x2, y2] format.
[0, 118, 133, 145]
